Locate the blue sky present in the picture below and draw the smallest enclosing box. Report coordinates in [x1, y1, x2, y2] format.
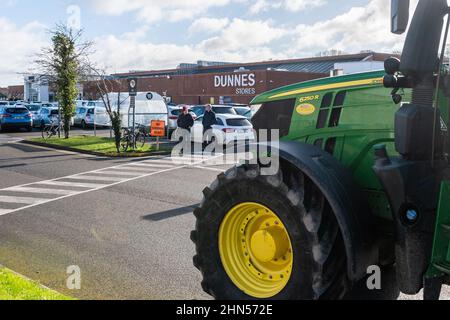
[0, 0, 410, 86]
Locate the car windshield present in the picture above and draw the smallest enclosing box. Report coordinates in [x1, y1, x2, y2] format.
[213, 107, 237, 115]
[171, 109, 182, 116]
[226, 118, 252, 127]
[87, 109, 95, 114]
[234, 108, 250, 116]
[27, 105, 41, 112]
[0, 102, 8, 106]
[50, 110, 59, 115]
[5, 108, 29, 114]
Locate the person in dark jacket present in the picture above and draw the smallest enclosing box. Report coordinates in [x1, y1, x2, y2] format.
[177, 106, 194, 130]
[202, 104, 217, 147]
[202, 104, 217, 132]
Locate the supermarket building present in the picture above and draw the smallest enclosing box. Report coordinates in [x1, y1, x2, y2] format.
[104, 52, 392, 105]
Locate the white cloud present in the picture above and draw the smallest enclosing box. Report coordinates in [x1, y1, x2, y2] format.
[89, 0, 423, 77]
[91, 33, 207, 73]
[199, 18, 287, 51]
[90, 17, 291, 74]
[189, 18, 230, 36]
[288, 0, 419, 57]
[0, 18, 48, 86]
[250, 0, 326, 14]
[90, 0, 231, 23]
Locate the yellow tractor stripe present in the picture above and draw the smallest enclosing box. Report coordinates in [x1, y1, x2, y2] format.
[269, 77, 384, 99]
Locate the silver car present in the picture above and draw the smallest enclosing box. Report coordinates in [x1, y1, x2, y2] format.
[74, 107, 95, 129]
[167, 105, 183, 137]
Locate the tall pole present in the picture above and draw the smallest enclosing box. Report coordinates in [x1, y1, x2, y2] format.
[128, 78, 138, 150]
[131, 95, 136, 149]
[58, 104, 61, 138]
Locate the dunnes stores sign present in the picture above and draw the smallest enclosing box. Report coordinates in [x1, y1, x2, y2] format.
[214, 73, 256, 95]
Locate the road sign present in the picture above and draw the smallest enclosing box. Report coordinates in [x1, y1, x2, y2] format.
[151, 120, 166, 137]
[128, 78, 138, 97]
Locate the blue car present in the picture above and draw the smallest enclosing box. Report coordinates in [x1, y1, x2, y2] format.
[0, 106, 33, 132]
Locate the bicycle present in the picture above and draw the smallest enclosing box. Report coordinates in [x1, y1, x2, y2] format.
[42, 120, 62, 140]
[135, 123, 148, 148]
[120, 125, 147, 152]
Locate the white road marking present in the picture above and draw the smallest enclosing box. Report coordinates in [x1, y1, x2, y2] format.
[0, 209, 12, 216]
[0, 154, 224, 216]
[65, 175, 125, 182]
[94, 170, 144, 176]
[39, 181, 109, 188]
[0, 135, 23, 145]
[141, 159, 179, 165]
[115, 167, 162, 172]
[127, 163, 175, 168]
[0, 195, 48, 204]
[3, 187, 77, 196]
[192, 166, 226, 173]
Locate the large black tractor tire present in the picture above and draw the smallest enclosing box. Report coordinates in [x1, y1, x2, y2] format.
[191, 164, 349, 300]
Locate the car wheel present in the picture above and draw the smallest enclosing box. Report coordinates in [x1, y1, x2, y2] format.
[27, 126, 33, 132]
[40, 121, 45, 130]
[81, 120, 87, 130]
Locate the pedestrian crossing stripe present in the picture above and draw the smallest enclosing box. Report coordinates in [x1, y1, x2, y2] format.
[0, 155, 225, 216]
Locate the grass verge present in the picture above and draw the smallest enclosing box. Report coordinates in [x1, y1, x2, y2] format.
[0, 267, 73, 300]
[29, 135, 170, 157]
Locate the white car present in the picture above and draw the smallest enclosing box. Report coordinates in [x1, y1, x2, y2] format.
[190, 114, 255, 145]
[167, 105, 183, 135]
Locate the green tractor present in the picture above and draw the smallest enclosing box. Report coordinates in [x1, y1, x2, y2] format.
[191, 0, 450, 300]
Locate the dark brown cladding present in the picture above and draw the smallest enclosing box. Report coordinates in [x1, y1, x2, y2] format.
[83, 70, 326, 105]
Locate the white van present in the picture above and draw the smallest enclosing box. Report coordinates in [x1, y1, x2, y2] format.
[105, 92, 168, 129]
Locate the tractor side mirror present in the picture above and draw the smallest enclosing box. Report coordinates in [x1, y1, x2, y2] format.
[391, 0, 410, 34]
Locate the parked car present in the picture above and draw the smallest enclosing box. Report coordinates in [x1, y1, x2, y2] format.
[35, 107, 60, 128]
[25, 103, 42, 125]
[74, 107, 95, 129]
[0, 106, 33, 132]
[190, 114, 255, 145]
[93, 105, 112, 128]
[190, 105, 238, 118]
[233, 106, 251, 117]
[167, 105, 183, 137]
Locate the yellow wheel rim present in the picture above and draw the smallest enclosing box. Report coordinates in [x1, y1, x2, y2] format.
[219, 202, 293, 298]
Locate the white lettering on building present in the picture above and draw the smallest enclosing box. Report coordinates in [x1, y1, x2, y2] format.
[214, 73, 256, 88]
[214, 73, 256, 95]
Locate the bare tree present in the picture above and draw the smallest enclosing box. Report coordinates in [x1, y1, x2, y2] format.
[87, 66, 127, 152]
[35, 23, 93, 139]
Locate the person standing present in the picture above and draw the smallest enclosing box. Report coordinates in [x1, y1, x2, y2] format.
[202, 104, 217, 147]
[177, 106, 194, 131]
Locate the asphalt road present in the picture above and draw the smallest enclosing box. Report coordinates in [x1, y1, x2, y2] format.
[0, 130, 448, 300]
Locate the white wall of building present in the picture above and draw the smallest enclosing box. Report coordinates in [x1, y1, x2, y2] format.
[332, 61, 384, 76]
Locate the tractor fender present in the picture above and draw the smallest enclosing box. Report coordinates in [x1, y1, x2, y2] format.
[266, 141, 378, 281]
